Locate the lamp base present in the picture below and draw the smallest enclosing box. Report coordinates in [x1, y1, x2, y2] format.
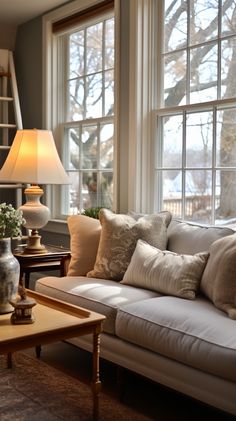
[23, 230, 47, 254]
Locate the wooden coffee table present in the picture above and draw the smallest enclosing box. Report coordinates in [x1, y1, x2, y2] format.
[0, 290, 105, 421]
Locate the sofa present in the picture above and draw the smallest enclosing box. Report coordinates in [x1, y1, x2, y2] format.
[35, 209, 236, 416]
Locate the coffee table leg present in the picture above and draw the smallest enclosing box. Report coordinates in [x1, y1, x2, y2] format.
[92, 328, 101, 421]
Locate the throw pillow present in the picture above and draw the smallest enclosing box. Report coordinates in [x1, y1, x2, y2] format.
[121, 239, 209, 299]
[201, 233, 236, 319]
[67, 215, 101, 276]
[87, 209, 172, 281]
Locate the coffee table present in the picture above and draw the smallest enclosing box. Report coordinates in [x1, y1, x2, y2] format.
[0, 289, 105, 421]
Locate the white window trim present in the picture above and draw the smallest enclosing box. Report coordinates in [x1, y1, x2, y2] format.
[42, 0, 120, 229]
[128, 0, 156, 213]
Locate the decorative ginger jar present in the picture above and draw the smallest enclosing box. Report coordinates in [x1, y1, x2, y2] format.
[0, 238, 20, 314]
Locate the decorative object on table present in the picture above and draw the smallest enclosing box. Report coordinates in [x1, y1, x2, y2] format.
[81, 206, 105, 219]
[9, 284, 36, 324]
[0, 203, 25, 314]
[0, 129, 70, 254]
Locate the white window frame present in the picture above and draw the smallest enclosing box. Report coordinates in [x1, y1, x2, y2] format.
[42, 0, 119, 228]
[153, 1, 236, 224]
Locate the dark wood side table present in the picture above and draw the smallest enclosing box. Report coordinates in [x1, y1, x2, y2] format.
[14, 245, 71, 288]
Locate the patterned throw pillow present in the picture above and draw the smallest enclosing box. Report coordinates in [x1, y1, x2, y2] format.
[122, 239, 209, 299]
[87, 209, 172, 281]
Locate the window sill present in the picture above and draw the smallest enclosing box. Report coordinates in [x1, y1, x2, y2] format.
[42, 219, 69, 235]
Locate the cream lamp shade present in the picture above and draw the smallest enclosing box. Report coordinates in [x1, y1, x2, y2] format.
[0, 129, 70, 253]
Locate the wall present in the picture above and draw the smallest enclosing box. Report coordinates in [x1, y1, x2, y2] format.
[0, 23, 17, 50]
[14, 17, 43, 130]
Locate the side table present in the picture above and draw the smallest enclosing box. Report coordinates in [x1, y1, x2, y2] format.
[14, 245, 71, 288]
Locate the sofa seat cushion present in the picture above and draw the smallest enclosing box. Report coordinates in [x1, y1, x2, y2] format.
[116, 296, 236, 382]
[35, 276, 159, 335]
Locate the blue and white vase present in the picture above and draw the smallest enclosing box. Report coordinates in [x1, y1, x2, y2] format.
[0, 238, 20, 314]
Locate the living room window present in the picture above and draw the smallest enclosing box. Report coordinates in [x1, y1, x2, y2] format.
[155, 0, 236, 225]
[44, 0, 115, 219]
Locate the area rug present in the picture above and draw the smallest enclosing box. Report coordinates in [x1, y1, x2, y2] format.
[0, 353, 151, 421]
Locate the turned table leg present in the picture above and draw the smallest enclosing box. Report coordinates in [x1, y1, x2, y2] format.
[92, 328, 101, 421]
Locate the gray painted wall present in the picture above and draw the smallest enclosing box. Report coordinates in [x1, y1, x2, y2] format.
[14, 17, 43, 130]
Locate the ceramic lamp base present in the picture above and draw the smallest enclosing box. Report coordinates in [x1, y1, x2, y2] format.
[23, 230, 47, 254]
[19, 185, 50, 254]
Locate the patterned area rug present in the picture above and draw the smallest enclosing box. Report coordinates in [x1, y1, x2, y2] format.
[0, 352, 151, 421]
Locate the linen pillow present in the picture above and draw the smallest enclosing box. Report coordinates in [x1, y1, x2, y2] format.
[201, 233, 236, 319]
[121, 239, 209, 299]
[87, 209, 172, 281]
[67, 215, 101, 276]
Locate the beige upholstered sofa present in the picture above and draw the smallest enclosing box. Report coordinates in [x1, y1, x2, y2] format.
[35, 210, 236, 416]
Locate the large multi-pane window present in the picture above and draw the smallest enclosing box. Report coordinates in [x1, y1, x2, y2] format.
[155, 0, 236, 224]
[54, 5, 114, 216]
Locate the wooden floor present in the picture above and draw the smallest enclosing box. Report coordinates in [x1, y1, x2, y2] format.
[25, 341, 235, 421]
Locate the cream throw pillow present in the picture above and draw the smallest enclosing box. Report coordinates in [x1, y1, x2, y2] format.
[67, 215, 101, 276]
[201, 233, 236, 319]
[122, 239, 209, 299]
[87, 209, 172, 281]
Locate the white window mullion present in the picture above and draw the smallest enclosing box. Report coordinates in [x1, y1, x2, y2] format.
[128, 0, 155, 213]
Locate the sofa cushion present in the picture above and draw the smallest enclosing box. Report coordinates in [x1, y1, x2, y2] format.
[121, 239, 208, 299]
[35, 275, 159, 335]
[116, 296, 236, 382]
[67, 215, 101, 276]
[201, 233, 236, 319]
[87, 208, 172, 281]
[167, 219, 234, 255]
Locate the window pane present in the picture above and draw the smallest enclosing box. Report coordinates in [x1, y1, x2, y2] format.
[100, 123, 114, 168]
[162, 115, 183, 167]
[216, 108, 236, 166]
[86, 22, 103, 73]
[186, 111, 213, 168]
[162, 169, 182, 219]
[185, 170, 212, 223]
[105, 18, 114, 69]
[81, 125, 97, 169]
[86, 73, 103, 118]
[67, 172, 81, 213]
[69, 30, 84, 78]
[100, 171, 113, 208]
[164, 0, 187, 52]
[67, 128, 80, 170]
[82, 171, 98, 208]
[68, 78, 84, 121]
[105, 69, 114, 116]
[222, 1, 236, 37]
[164, 51, 186, 106]
[221, 37, 236, 100]
[190, 43, 218, 103]
[215, 170, 236, 222]
[189, 0, 218, 45]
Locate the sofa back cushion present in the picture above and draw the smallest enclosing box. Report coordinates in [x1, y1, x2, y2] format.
[167, 219, 234, 255]
[67, 215, 101, 276]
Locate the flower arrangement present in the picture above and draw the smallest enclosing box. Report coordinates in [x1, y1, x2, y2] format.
[0, 203, 26, 239]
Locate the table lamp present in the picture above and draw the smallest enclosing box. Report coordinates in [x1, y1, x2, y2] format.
[0, 129, 70, 254]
